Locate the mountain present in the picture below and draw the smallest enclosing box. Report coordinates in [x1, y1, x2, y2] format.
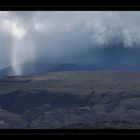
[0, 71, 140, 128]
[1, 62, 140, 78]
[0, 67, 15, 77]
[0, 63, 89, 76]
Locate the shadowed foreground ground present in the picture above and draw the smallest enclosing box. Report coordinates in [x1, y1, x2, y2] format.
[0, 71, 140, 129]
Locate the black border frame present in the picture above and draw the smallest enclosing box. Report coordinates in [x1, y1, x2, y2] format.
[0, 2, 140, 136]
[0, 5, 140, 11]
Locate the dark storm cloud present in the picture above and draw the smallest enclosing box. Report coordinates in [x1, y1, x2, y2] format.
[1, 11, 140, 70]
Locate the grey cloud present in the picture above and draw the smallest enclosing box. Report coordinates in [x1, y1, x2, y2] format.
[1, 11, 140, 70]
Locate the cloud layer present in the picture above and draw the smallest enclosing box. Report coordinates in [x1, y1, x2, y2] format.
[1, 11, 140, 70]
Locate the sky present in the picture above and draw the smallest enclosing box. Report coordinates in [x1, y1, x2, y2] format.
[1, 11, 140, 71]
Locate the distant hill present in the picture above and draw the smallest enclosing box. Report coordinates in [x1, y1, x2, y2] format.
[1, 61, 140, 77]
[0, 63, 90, 76]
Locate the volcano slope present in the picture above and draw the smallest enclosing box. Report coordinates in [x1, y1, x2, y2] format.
[0, 71, 140, 129]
